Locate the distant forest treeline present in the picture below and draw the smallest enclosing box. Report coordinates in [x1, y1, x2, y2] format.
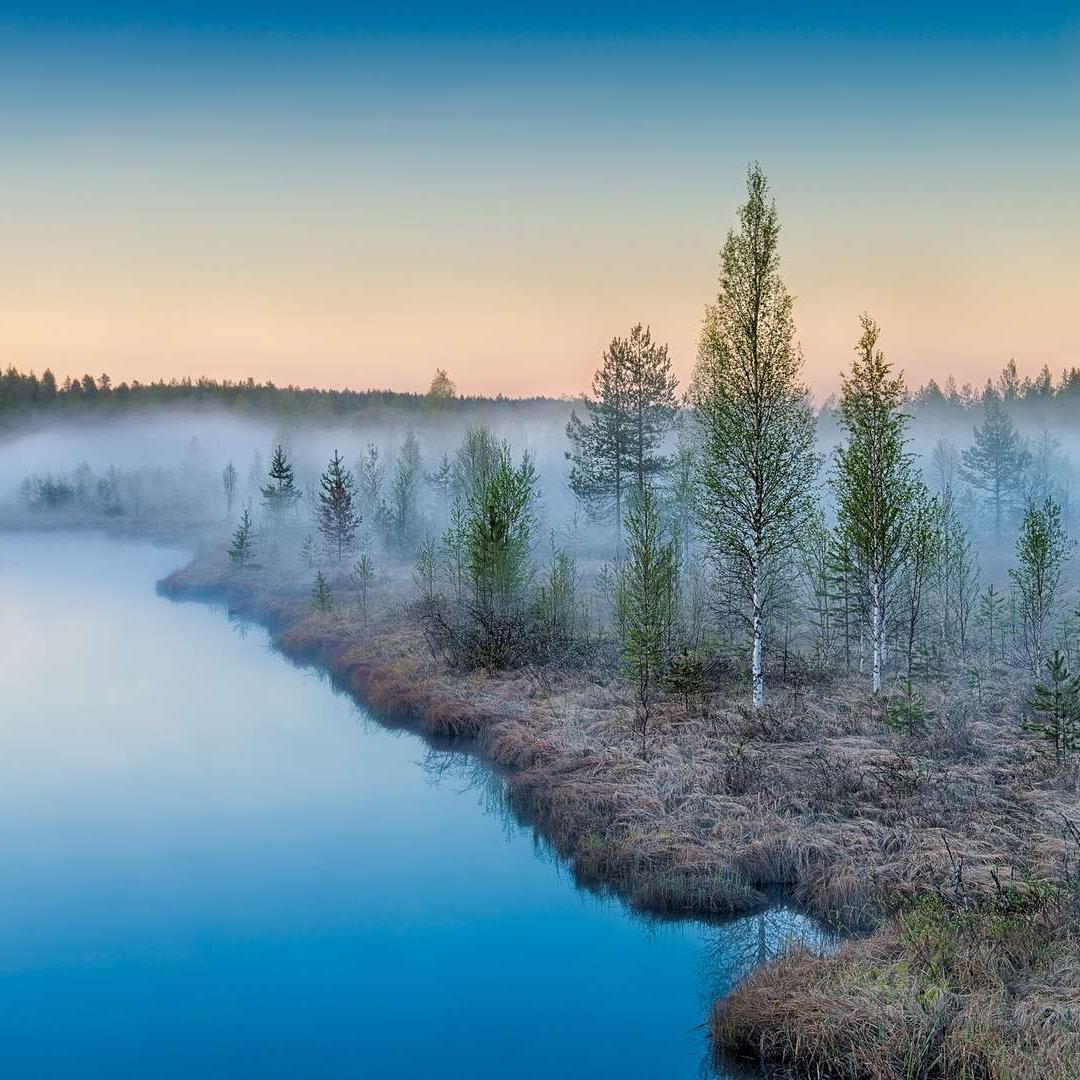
[3, 356, 1080, 430]
[0, 366, 572, 430]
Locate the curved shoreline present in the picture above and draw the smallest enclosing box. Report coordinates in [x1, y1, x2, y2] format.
[107, 540, 1080, 1078]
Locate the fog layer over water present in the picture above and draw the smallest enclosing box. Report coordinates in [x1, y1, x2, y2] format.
[0, 532, 823, 1078]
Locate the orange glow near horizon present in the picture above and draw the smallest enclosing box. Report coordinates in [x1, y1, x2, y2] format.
[1, 27, 1076, 402]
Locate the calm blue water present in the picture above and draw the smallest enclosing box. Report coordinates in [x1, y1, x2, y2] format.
[0, 532, 818, 1079]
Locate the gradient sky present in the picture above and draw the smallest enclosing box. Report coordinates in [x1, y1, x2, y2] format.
[1, 3, 1078, 399]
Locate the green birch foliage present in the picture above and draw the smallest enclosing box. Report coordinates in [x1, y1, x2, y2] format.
[833, 314, 918, 693]
[465, 445, 538, 616]
[689, 163, 817, 708]
[617, 485, 678, 754]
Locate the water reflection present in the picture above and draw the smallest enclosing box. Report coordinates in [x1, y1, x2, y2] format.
[0, 531, 829, 1080]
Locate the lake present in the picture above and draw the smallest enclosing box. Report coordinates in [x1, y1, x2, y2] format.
[0, 531, 822, 1079]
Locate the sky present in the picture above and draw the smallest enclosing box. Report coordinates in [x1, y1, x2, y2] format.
[0, 3, 1078, 400]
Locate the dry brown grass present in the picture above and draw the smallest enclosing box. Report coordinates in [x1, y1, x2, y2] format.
[161, 547, 1080, 1079]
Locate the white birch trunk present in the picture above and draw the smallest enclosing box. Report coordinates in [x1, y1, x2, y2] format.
[872, 571, 883, 695]
[751, 559, 764, 710]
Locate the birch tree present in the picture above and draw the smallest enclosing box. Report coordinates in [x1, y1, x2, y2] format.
[617, 485, 678, 756]
[690, 164, 817, 709]
[833, 315, 917, 695]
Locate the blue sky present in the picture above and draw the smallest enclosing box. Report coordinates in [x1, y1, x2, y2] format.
[0, 3, 1077, 396]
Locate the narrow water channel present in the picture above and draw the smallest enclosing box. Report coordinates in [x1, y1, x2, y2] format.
[0, 532, 823, 1079]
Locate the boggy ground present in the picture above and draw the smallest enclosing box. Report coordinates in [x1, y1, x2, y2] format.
[161, 547, 1080, 1080]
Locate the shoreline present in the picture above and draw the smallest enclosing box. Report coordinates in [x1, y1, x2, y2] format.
[158, 554, 790, 924]
[158, 548, 1080, 1079]
[7, 519, 1076, 1078]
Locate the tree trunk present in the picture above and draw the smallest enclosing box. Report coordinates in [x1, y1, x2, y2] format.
[872, 572, 884, 694]
[751, 559, 764, 710]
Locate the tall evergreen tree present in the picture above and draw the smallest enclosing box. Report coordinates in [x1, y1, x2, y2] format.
[567, 324, 677, 544]
[961, 390, 1030, 541]
[261, 444, 301, 520]
[317, 450, 360, 561]
[833, 315, 918, 695]
[689, 163, 817, 709]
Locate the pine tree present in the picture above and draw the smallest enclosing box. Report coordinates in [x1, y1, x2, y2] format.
[690, 163, 817, 709]
[567, 324, 677, 544]
[617, 485, 677, 756]
[228, 506, 256, 568]
[961, 390, 1030, 541]
[833, 314, 918, 695]
[1024, 650, 1080, 768]
[261, 444, 301, 520]
[317, 450, 360, 562]
[1010, 497, 1070, 677]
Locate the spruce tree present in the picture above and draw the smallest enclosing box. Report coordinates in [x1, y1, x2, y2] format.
[690, 163, 817, 709]
[833, 315, 918, 695]
[961, 390, 1030, 541]
[261, 444, 301, 520]
[228, 506, 256, 568]
[1024, 650, 1080, 767]
[317, 450, 360, 562]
